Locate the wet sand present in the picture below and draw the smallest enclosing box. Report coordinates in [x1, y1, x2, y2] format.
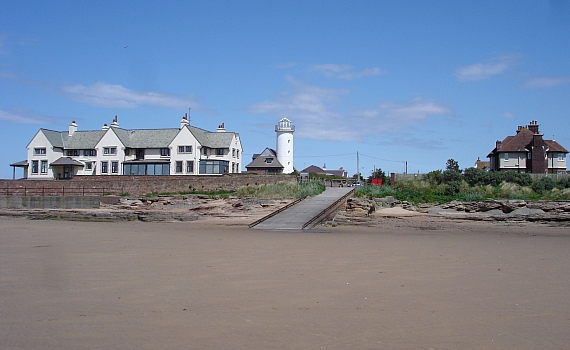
[1, 216, 569, 349]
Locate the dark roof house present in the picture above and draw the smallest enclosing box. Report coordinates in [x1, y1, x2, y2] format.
[487, 120, 568, 174]
[300, 164, 348, 178]
[245, 148, 284, 174]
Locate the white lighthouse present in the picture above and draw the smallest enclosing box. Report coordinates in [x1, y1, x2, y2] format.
[275, 118, 295, 174]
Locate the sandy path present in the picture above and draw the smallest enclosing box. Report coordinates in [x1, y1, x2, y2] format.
[1, 217, 569, 349]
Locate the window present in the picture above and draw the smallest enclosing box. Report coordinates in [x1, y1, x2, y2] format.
[178, 146, 193, 154]
[161, 148, 170, 156]
[528, 153, 531, 160]
[236, 150, 239, 159]
[111, 161, 119, 174]
[176, 161, 183, 173]
[34, 148, 46, 155]
[32, 160, 38, 174]
[85, 162, 93, 170]
[103, 147, 117, 155]
[83, 149, 96, 156]
[40, 160, 48, 174]
[66, 149, 79, 156]
[124, 163, 170, 176]
[558, 153, 565, 161]
[266, 158, 273, 164]
[101, 161, 108, 173]
[202, 148, 208, 155]
[504, 153, 509, 161]
[216, 149, 224, 156]
[232, 149, 235, 157]
[186, 161, 194, 173]
[199, 160, 229, 174]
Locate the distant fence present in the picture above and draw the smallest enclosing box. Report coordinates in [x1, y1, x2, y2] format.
[1, 186, 117, 196]
[391, 172, 569, 183]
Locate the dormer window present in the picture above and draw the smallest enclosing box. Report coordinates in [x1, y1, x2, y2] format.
[103, 147, 117, 155]
[160, 148, 170, 156]
[266, 158, 273, 164]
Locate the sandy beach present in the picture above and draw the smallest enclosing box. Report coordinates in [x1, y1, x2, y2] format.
[1, 215, 569, 349]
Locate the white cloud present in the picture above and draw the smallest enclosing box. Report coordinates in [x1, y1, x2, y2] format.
[62, 82, 202, 110]
[502, 111, 515, 120]
[358, 98, 451, 130]
[312, 64, 386, 79]
[523, 76, 570, 88]
[247, 77, 451, 142]
[455, 55, 517, 81]
[0, 109, 52, 124]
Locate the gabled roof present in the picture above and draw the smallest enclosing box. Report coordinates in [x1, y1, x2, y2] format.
[488, 127, 569, 157]
[301, 165, 325, 173]
[544, 140, 568, 153]
[28, 123, 240, 151]
[66, 130, 106, 149]
[187, 125, 237, 148]
[252, 148, 277, 160]
[301, 165, 348, 177]
[113, 128, 180, 148]
[245, 155, 283, 169]
[497, 128, 534, 152]
[40, 129, 67, 148]
[50, 157, 85, 166]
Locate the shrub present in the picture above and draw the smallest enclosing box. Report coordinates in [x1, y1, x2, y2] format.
[532, 177, 555, 194]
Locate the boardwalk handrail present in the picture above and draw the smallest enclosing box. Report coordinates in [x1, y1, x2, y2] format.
[301, 188, 354, 230]
[248, 196, 307, 228]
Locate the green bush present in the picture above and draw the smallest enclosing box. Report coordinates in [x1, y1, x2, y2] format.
[532, 177, 555, 194]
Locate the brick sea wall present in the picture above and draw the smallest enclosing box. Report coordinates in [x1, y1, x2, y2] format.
[0, 174, 296, 196]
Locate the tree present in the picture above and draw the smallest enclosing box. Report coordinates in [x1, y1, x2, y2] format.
[368, 168, 387, 185]
[446, 159, 460, 172]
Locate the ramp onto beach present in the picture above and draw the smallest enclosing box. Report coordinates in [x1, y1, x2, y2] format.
[250, 187, 353, 230]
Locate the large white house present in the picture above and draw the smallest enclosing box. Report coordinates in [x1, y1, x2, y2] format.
[19, 115, 243, 179]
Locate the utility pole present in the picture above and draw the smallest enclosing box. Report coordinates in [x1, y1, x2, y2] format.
[357, 151, 360, 183]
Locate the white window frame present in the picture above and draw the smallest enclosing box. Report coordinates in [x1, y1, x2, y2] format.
[103, 147, 117, 155]
[40, 160, 48, 174]
[34, 148, 46, 155]
[504, 153, 509, 161]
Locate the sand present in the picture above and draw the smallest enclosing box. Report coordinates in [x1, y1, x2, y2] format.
[1, 215, 569, 349]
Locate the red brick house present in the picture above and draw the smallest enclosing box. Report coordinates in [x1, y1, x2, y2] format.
[487, 121, 568, 174]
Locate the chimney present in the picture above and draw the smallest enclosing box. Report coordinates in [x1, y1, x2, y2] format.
[496, 140, 502, 150]
[110, 115, 119, 128]
[68, 120, 77, 136]
[528, 120, 540, 134]
[516, 125, 523, 134]
[102, 123, 109, 131]
[323, 163, 327, 170]
[180, 113, 189, 129]
[216, 122, 226, 132]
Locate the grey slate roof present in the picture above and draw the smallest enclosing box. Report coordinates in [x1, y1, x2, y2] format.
[34, 125, 238, 150]
[66, 130, 106, 149]
[245, 155, 283, 169]
[50, 157, 85, 166]
[40, 129, 67, 148]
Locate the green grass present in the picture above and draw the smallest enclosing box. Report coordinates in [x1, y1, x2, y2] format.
[356, 178, 570, 204]
[235, 181, 325, 199]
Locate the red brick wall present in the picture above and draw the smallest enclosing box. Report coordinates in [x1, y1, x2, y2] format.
[0, 174, 296, 196]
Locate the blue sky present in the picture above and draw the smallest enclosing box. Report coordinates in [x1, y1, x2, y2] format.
[1, 1, 570, 179]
